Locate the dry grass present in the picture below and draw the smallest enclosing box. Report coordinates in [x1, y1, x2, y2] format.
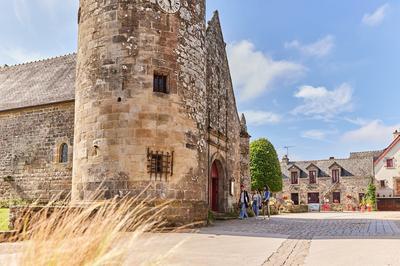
[7, 190, 170, 266]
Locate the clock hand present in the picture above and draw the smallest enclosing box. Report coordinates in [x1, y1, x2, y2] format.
[167, 0, 172, 8]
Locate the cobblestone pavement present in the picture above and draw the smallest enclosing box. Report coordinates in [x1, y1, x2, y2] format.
[200, 212, 400, 266]
[201, 213, 400, 239]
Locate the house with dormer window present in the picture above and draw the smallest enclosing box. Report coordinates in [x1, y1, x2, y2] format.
[279, 151, 381, 210]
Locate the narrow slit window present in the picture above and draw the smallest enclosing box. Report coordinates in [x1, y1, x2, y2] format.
[153, 74, 168, 93]
[59, 143, 68, 163]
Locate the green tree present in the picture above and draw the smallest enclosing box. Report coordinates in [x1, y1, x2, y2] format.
[365, 181, 377, 210]
[250, 138, 282, 192]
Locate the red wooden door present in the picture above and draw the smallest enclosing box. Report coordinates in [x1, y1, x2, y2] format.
[212, 178, 219, 211]
[211, 162, 219, 211]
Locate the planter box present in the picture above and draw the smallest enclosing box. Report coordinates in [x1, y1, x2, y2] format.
[308, 204, 320, 212]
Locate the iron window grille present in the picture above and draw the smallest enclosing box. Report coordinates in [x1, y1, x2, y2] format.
[147, 148, 174, 181]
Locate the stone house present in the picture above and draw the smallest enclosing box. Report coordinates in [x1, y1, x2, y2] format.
[280, 151, 381, 209]
[0, 0, 250, 225]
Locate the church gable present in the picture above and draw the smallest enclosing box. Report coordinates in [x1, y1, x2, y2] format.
[206, 11, 241, 135]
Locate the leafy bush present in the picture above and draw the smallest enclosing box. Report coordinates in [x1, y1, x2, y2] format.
[207, 210, 215, 224]
[365, 182, 377, 210]
[0, 198, 31, 208]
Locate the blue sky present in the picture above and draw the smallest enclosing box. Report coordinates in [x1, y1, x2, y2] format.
[1, 1, 399, 161]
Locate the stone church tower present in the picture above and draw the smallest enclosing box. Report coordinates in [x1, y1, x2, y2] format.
[73, 0, 250, 224]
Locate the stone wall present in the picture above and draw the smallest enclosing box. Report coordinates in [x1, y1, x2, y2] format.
[280, 177, 371, 209]
[0, 102, 74, 201]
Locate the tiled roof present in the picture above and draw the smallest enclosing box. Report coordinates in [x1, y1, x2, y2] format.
[281, 152, 378, 179]
[0, 54, 76, 112]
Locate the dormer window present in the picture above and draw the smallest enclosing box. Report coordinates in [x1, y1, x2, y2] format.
[309, 171, 317, 184]
[332, 169, 340, 183]
[386, 158, 394, 168]
[291, 172, 299, 185]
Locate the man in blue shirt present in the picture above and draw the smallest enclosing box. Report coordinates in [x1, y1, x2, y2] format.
[262, 186, 271, 219]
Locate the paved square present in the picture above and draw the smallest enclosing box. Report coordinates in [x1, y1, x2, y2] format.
[2, 212, 400, 265]
[200, 212, 400, 265]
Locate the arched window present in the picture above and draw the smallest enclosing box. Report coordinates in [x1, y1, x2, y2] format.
[59, 143, 68, 163]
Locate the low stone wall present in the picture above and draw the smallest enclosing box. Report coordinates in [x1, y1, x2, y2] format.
[9, 200, 208, 231]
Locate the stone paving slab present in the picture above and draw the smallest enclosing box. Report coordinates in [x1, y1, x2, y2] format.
[125, 233, 285, 266]
[305, 239, 400, 266]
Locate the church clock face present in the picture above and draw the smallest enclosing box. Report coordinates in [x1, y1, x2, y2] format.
[157, 0, 181, 14]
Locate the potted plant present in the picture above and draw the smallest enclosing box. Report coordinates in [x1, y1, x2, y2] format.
[366, 198, 374, 212]
[360, 198, 366, 212]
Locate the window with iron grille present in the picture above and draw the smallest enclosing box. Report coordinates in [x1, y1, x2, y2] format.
[380, 180, 386, 188]
[147, 149, 173, 180]
[153, 74, 168, 93]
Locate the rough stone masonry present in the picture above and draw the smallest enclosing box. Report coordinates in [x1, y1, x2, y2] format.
[0, 0, 250, 225]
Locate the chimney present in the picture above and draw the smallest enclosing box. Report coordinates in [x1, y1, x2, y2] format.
[394, 130, 400, 140]
[282, 155, 289, 165]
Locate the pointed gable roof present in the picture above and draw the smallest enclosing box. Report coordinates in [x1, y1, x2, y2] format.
[374, 135, 400, 165]
[306, 163, 319, 170]
[288, 164, 301, 172]
[329, 162, 342, 169]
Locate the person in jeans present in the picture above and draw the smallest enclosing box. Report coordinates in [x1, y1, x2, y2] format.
[252, 190, 262, 217]
[238, 185, 250, 219]
[262, 186, 271, 219]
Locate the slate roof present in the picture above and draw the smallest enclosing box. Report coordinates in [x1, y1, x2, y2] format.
[0, 54, 76, 112]
[281, 152, 382, 179]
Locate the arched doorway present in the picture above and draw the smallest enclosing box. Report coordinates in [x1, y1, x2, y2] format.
[211, 161, 219, 211]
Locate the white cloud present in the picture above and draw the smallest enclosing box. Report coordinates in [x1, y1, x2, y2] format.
[13, 0, 30, 26]
[344, 117, 370, 126]
[342, 120, 400, 146]
[301, 130, 327, 141]
[285, 35, 335, 58]
[242, 110, 282, 126]
[362, 4, 389, 26]
[227, 40, 306, 101]
[292, 83, 353, 120]
[0, 47, 45, 64]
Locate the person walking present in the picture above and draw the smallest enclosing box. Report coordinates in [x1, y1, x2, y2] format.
[262, 186, 271, 219]
[252, 190, 262, 217]
[238, 185, 250, 219]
